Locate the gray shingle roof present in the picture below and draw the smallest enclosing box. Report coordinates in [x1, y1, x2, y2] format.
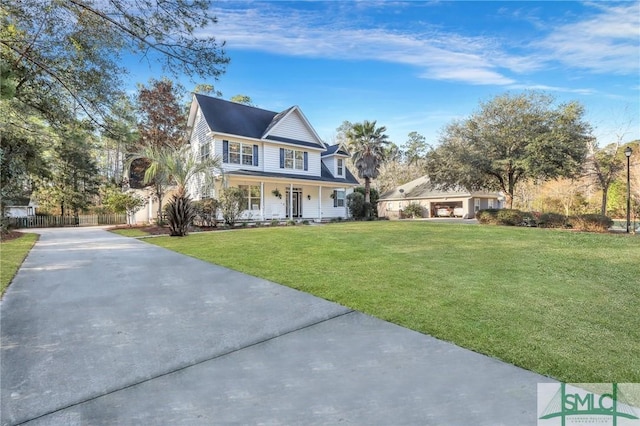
[379, 175, 500, 200]
[194, 94, 276, 139]
[194, 94, 323, 150]
[322, 144, 350, 157]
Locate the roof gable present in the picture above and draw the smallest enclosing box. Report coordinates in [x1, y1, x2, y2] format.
[262, 106, 325, 149]
[322, 143, 350, 157]
[189, 94, 326, 150]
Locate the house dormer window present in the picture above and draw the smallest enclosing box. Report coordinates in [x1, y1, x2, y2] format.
[337, 159, 344, 176]
[223, 140, 259, 166]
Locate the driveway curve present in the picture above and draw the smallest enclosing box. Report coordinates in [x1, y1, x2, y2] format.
[2, 227, 552, 425]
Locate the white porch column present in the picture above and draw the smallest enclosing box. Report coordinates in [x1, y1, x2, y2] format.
[148, 197, 153, 223]
[289, 183, 293, 219]
[260, 181, 265, 221]
[318, 186, 322, 221]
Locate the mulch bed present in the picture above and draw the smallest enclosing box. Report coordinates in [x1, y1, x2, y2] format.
[0, 230, 24, 242]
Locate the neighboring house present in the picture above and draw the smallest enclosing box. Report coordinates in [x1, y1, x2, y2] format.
[378, 176, 503, 219]
[186, 94, 358, 221]
[4, 198, 38, 218]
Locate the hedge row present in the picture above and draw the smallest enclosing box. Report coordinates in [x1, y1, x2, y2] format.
[476, 209, 613, 232]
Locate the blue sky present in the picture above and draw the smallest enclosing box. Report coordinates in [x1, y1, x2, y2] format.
[131, 1, 640, 148]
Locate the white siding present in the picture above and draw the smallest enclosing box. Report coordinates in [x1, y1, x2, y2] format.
[322, 157, 335, 177]
[263, 144, 321, 177]
[188, 109, 211, 199]
[269, 110, 318, 144]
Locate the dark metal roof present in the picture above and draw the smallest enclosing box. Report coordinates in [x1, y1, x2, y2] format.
[226, 165, 358, 185]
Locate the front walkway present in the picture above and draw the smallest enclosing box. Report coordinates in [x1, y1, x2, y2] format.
[1, 227, 552, 425]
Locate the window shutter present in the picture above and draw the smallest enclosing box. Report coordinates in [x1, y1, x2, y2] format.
[279, 148, 284, 168]
[303, 152, 308, 171]
[253, 145, 259, 166]
[333, 190, 337, 207]
[223, 140, 229, 163]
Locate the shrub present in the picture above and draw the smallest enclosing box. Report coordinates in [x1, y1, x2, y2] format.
[497, 209, 524, 226]
[521, 211, 539, 227]
[538, 212, 567, 228]
[302, 220, 310, 225]
[270, 219, 280, 227]
[353, 187, 379, 218]
[476, 209, 500, 224]
[286, 220, 296, 226]
[192, 198, 219, 227]
[569, 214, 613, 233]
[166, 193, 196, 237]
[403, 203, 424, 219]
[219, 187, 245, 226]
[347, 192, 366, 219]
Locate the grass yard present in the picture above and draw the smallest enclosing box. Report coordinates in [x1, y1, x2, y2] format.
[1, 232, 38, 297]
[148, 221, 640, 383]
[109, 227, 150, 237]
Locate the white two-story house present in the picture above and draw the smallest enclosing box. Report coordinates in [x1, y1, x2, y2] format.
[186, 94, 359, 221]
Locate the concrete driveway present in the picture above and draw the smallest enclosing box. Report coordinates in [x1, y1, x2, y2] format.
[1, 227, 553, 425]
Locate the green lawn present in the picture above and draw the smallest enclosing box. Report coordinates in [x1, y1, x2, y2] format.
[109, 228, 150, 237]
[1, 233, 38, 297]
[147, 221, 640, 383]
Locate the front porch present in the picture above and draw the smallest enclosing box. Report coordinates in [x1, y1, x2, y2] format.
[215, 177, 352, 222]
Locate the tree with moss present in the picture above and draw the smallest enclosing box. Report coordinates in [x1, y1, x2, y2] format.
[425, 92, 591, 208]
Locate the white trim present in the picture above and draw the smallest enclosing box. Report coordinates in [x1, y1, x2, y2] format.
[207, 131, 326, 151]
[262, 106, 326, 149]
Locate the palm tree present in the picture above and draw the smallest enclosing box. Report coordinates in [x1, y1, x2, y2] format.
[346, 120, 390, 217]
[126, 144, 222, 235]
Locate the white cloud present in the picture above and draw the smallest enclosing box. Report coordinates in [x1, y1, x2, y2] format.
[207, 5, 519, 86]
[535, 3, 640, 75]
[206, 2, 639, 87]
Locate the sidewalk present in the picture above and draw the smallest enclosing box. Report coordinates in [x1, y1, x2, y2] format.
[1, 227, 552, 425]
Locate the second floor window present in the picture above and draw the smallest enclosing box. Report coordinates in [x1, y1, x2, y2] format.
[223, 140, 259, 166]
[280, 148, 308, 171]
[337, 159, 344, 176]
[199, 142, 210, 160]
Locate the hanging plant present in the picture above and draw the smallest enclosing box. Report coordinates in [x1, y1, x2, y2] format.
[272, 188, 282, 199]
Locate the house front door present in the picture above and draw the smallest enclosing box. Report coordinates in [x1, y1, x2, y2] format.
[286, 189, 302, 218]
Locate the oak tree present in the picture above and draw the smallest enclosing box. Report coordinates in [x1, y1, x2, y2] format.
[425, 92, 591, 208]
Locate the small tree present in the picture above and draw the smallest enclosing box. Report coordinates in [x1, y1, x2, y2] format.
[347, 120, 390, 217]
[219, 187, 245, 226]
[103, 188, 146, 226]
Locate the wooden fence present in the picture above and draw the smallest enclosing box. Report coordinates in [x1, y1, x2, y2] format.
[8, 214, 127, 229]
